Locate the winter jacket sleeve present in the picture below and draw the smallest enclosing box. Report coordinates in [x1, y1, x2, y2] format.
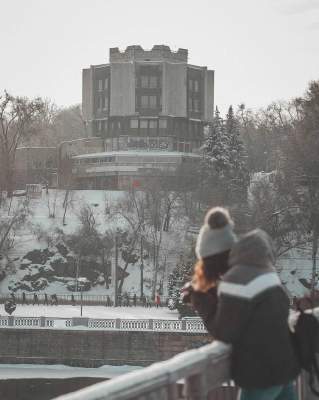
[189, 287, 219, 335]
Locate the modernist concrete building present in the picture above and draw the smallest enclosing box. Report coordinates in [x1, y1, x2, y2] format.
[82, 45, 214, 153]
[71, 150, 200, 190]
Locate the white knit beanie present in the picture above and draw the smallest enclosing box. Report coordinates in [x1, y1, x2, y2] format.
[195, 207, 237, 259]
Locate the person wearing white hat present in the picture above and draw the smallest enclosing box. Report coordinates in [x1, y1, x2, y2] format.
[181, 206, 237, 325]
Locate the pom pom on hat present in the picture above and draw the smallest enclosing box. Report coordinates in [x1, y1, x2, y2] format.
[205, 207, 234, 229]
[195, 207, 237, 259]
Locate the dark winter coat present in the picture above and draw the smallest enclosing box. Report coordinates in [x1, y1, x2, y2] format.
[188, 287, 219, 330]
[211, 229, 300, 388]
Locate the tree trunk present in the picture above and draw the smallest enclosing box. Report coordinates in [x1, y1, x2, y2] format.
[140, 237, 144, 297]
[311, 223, 319, 300]
[4, 160, 14, 198]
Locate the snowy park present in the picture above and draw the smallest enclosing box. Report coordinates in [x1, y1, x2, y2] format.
[0, 304, 179, 320]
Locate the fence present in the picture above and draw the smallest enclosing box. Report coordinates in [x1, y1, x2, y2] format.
[0, 315, 207, 333]
[0, 293, 170, 307]
[51, 341, 308, 400]
[50, 308, 319, 400]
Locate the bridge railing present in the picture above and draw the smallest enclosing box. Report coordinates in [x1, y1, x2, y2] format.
[0, 315, 207, 333]
[51, 309, 319, 400]
[53, 341, 233, 400]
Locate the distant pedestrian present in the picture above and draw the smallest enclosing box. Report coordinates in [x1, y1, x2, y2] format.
[146, 296, 152, 308]
[118, 295, 122, 307]
[51, 294, 58, 306]
[133, 293, 137, 307]
[10, 292, 16, 302]
[106, 295, 112, 307]
[22, 292, 26, 305]
[141, 294, 146, 307]
[71, 294, 75, 306]
[155, 293, 161, 308]
[44, 293, 49, 306]
[33, 293, 39, 306]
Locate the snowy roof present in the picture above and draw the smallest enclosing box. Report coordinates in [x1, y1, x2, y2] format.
[72, 151, 201, 159]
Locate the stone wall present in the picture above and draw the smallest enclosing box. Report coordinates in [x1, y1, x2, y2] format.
[0, 329, 210, 367]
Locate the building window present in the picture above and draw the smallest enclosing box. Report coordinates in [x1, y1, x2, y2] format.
[33, 160, 42, 169]
[141, 76, 149, 88]
[149, 76, 157, 89]
[159, 119, 167, 129]
[140, 120, 148, 129]
[103, 96, 108, 110]
[149, 95, 157, 109]
[97, 96, 103, 111]
[98, 79, 103, 91]
[188, 98, 193, 111]
[149, 120, 157, 129]
[141, 95, 148, 108]
[193, 99, 200, 112]
[130, 119, 138, 129]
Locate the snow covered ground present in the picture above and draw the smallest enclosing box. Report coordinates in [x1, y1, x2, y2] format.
[277, 247, 314, 298]
[0, 304, 179, 320]
[1, 189, 315, 299]
[0, 189, 187, 297]
[0, 364, 143, 380]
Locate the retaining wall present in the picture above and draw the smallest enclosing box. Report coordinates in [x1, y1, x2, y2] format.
[0, 328, 210, 367]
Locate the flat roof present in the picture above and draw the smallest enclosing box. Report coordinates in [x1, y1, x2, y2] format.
[72, 151, 201, 159]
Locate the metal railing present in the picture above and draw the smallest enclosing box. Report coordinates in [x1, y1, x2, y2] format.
[0, 293, 170, 307]
[53, 341, 232, 400]
[0, 315, 207, 333]
[51, 309, 318, 400]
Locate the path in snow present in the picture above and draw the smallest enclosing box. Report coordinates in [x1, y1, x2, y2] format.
[0, 305, 179, 320]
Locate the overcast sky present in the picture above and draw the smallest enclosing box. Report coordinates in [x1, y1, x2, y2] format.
[1, 0, 318, 114]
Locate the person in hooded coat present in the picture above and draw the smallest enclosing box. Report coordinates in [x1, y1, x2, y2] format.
[207, 229, 300, 400]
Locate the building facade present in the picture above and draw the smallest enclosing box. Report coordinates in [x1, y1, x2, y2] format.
[14, 147, 58, 189]
[82, 45, 214, 153]
[71, 151, 200, 190]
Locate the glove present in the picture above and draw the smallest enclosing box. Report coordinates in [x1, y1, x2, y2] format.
[180, 282, 194, 305]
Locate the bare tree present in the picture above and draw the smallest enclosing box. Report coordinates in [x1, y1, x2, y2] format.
[0, 91, 47, 196]
[46, 189, 58, 218]
[0, 198, 29, 254]
[62, 189, 75, 225]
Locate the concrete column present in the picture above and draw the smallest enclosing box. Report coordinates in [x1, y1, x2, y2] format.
[182, 319, 187, 331]
[40, 316, 46, 327]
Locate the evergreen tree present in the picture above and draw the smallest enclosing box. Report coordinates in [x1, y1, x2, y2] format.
[225, 105, 249, 193]
[203, 105, 249, 206]
[205, 106, 230, 177]
[167, 248, 196, 317]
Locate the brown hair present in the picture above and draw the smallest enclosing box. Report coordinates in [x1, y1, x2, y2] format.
[193, 250, 230, 291]
[193, 207, 233, 291]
